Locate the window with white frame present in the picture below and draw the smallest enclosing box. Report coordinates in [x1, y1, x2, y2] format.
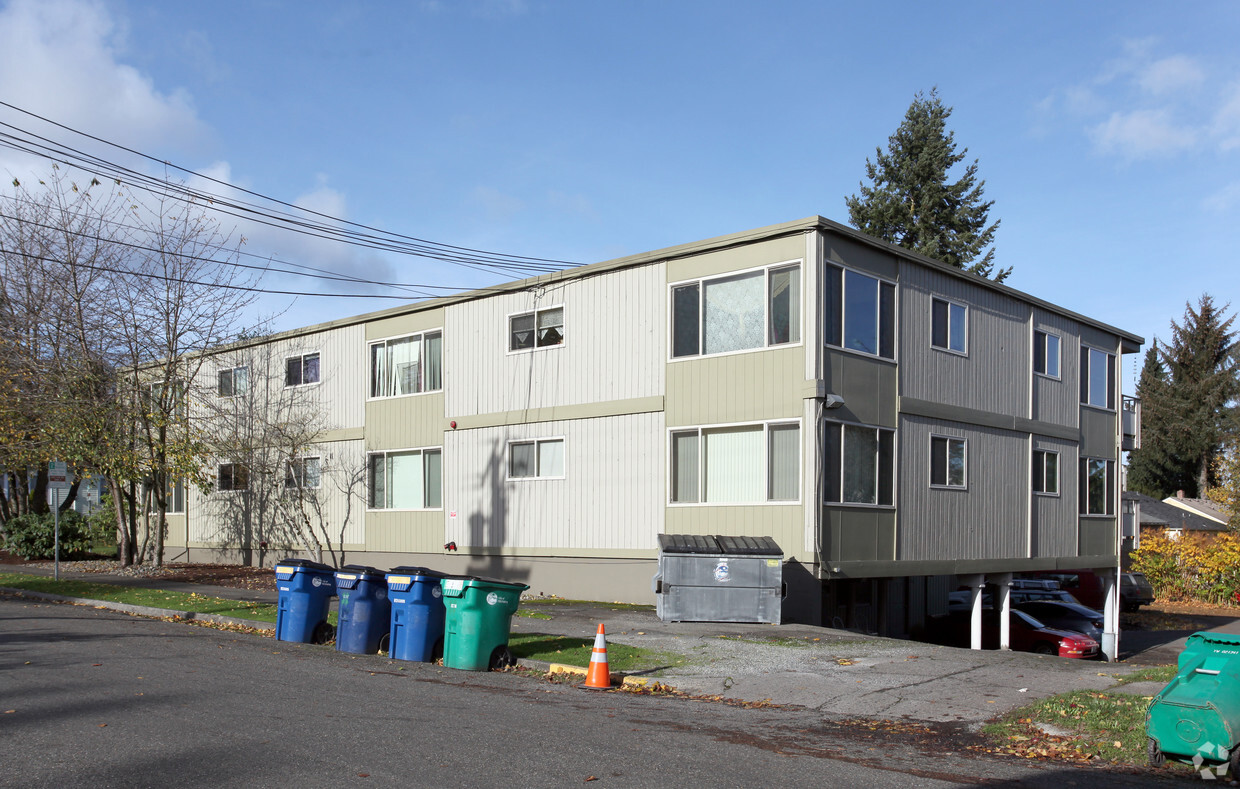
[1033, 330, 1060, 378]
[671, 263, 801, 359]
[167, 478, 185, 513]
[1079, 457, 1114, 516]
[286, 352, 321, 387]
[217, 463, 249, 492]
[217, 366, 248, 398]
[931, 298, 967, 354]
[1032, 449, 1059, 495]
[285, 457, 322, 490]
[145, 380, 186, 418]
[823, 422, 893, 505]
[368, 448, 442, 509]
[671, 421, 799, 503]
[508, 438, 565, 479]
[823, 265, 894, 359]
[369, 331, 442, 398]
[930, 435, 966, 488]
[510, 307, 564, 352]
[1079, 346, 1115, 409]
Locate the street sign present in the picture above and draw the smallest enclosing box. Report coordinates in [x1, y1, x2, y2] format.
[48, 461, 70, 490]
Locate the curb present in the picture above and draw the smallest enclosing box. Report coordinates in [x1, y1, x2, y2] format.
[545, 661, 666, 690]
[0, 587, 275, 632]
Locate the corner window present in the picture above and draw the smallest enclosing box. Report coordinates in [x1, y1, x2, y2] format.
[1080, 346, 1115, 410]
[370, 331, 442, 398]
[368, 448, 442, 509]
[217, 463, 249, 492]
[286, 457, 322, 490]
[824, 265, 895, 359]
[510, 307, 564, 352]
[1079, 457, 1115, 516]
[1032, 449, 1059, 495]
[286, 353, 321, 387]
[1033, 331, 1060, 378]
[930, 435, 966, 488]
[217, 366, 248, 398]
[931, 298, 967, 354]
[823, 422, 893, 506]
[671, 263, 801, 359]
[508, 438, 565, 479]
[671, 421, 800, 503]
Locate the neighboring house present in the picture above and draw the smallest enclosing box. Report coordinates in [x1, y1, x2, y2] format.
[160, 216, 1142, 643]
[1129, 491, 1229, 541]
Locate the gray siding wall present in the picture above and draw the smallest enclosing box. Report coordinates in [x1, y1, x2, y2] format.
[1030, 309, 1079, 428]
[1030, 435, 1079, 557]
[898, 415, 1028, 561]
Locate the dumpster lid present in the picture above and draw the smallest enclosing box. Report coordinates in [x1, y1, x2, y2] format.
[338, 564, 386, 578]
[657, 534, 721, 554]
[274, 558, 334, 573]
[389, 565, 447, 579]
[715, 536, 782, 556]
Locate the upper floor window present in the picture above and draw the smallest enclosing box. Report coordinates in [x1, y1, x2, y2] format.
[824, 421, 893, 505]
[672, 263, 801, 359]
[931, 298, 967, 354]
[672, 421, 799, 503]
[509, 438, 565, 480]
[824, 265, 894, 360]
[1033, 331, 1060, 378]
[510, 307, 564, 352]
[1080, 346, 1115, 410]
[1079, 457, 1114, 516]
[217, 463, 249, 492]
[286, 353, 320, 387]
[217, 366, 248, 398]
[285, 457, 322, 490]
[930, 435, 966, 488]
[1032, 449, 1059, 495]
[370, 331, 442, 399]
[368, 448, 442, 509]
[144, 380, 186, 418]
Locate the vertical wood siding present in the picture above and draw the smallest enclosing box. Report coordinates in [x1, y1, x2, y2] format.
[1030, 309, 1080, 427]
[1030, 435, 1078, 557]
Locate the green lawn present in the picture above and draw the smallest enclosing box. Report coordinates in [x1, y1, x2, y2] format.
[507, 632, 683, 673]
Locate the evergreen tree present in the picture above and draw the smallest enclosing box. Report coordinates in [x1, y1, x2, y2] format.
[1127, 342, 1195, 498]
[846, 88, 1008, 282]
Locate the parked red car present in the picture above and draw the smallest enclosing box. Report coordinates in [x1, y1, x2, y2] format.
[928, 608, 1099, 659]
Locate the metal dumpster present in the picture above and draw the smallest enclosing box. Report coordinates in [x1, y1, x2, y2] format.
[1147, 632, 1240, 774]
[652, 534, 784, 624]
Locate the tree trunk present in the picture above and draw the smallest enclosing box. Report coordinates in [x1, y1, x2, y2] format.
[58, 477, 83, 514]
[110, 479, 133, 565]
[29, 468, 49, 516]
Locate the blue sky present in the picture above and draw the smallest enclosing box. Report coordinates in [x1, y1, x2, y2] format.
[2, 0, 1239, 386]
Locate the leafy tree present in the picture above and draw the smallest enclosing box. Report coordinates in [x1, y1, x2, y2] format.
[1206, 440, 1240, 530]
[846, 88, 1008, 282]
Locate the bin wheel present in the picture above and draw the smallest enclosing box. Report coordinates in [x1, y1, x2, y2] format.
[489, 645, 515, 671]
[378, 633, 390, 655]
[1148, 737, 1165, 768]
[312, 621, 335, 645]
[1229, 743, 1240, 777]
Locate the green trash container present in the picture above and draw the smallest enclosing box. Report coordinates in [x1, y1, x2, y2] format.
[440, 575, 529, 671]
[1147, 632, 1240, 774]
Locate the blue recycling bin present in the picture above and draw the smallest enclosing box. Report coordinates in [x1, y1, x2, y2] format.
[334, 565, 391, 655]
[386, 566, 448, 662]
[274, 559, 336, 643]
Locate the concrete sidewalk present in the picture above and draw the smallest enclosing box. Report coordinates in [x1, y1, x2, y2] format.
[1, 562, 1178, 723]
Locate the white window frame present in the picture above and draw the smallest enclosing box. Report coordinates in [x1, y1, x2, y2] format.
[285, 351, 321, 388]
[1079, 456, 1115, 517]
[669, 260, 804, 362]
[1032, 449, 1059, 497]
[216, 462, 250, 492]
[668, 419, 801, 506]
[931, 297, 968, 355]
[929, 434, 967, 489]
[822, 263, 897, 361]
[1080, 345, 1116, 411]
[1033, 330, 1061, 379]
[285, 456, 322, 490]
[366, 447, 443, 510]
[508, 306, 565, 354]
[217, 366, 248, 398]
[822, 420, 895, 507]
[507, 437, 566, 480]
[368, 330, 444, 400]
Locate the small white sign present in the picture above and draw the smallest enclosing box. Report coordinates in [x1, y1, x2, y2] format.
[47, 461, 70, 490]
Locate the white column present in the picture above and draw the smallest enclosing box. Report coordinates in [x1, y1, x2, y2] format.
[959, 574, 986, 650]
[1101, 567, 1119, 661]
[994, 573, 1013, 650]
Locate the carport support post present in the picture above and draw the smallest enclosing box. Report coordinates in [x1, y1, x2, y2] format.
[959, 574, 986, 650]
[994, 573, 1013, 650]
[1101, 568, 1119, 661]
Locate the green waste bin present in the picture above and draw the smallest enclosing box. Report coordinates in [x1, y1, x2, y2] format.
[440, 575, 529, 671]
[1147, 632, 1240, 774]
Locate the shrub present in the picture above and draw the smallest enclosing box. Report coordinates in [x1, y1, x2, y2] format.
[2, 510, 97, 560]
[1131, 532, 1240, 606]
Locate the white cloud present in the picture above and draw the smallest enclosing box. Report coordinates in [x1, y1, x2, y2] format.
[1203, 181, 1240, 213]
[1213, 82, 1240, 152]
[1138, 55, 1206, 96]
[1088, 109, 1197, 159]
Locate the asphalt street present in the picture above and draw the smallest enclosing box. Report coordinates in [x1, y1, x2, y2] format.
[0, 596, 1184, 788]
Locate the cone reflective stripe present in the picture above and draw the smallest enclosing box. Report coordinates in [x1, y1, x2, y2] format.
[583, 623, 612, 689]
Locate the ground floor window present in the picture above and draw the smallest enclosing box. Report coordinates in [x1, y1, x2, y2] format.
[217, 463, 249, 492]
[368, 448, 442, 509]
[1079, 457, 1114, 516]
[824, 422, 893, 505]
[508, 438, 565, 479]
[930, 435, 967, 488]
[671, 421, 799, 504]
[1032, 449, 1059, 495]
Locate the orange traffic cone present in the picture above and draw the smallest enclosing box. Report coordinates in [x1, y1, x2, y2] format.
[583, 623, 612, 689]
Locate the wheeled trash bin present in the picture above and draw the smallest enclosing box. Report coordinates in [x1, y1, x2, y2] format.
[386, 566, 447, 662]
[274, 558, 336, 644]
[441, 576, 529, 671]
[1147, 632, 1240, 775]
[334, 565, 391, 655]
